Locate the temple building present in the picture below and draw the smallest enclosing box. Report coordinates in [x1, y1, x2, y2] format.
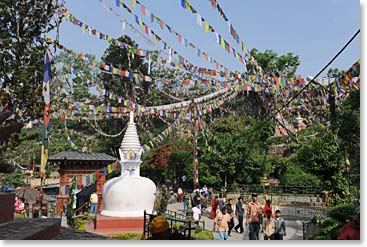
[48, 151, 117, 215]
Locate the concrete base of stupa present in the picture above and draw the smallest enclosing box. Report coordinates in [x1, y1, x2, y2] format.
[93, 213, 146, 234]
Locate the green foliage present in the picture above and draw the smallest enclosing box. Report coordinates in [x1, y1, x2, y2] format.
[14, 212, 27, 219]
[74, 218, 87, 231]
[111, 232, 142, 240]
[0, 0, 59, 121]
[196, 115, 274, 188]
[327, 68, 342, 78]
[191, 229, 214, 240]
[141, 136, 192, 185]
[0, 170, 26, 187]
[100, 35, 151, 101]
[248, 49, 300, 77]
[311, 204, 358, 240]
[66, 179, 76, 228]
[328, 204, 357, 223]
[311, 221, 341, 240]
[281, 160, 321, 187]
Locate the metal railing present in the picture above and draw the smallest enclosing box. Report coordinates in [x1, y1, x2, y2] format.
[165, 209, 205, 229]
[233, 185, 321, 194]
[143, 210, 205, 239]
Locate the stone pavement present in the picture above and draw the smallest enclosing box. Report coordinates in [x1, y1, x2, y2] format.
[0, 218, 61, 240]
[52, 227, 114, 240]
[167, 203, 304, 240]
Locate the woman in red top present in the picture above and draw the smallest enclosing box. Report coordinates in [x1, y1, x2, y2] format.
[210, 195, 219, 219]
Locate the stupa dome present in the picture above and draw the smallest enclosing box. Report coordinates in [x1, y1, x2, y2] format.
[101, 111, 156, 217]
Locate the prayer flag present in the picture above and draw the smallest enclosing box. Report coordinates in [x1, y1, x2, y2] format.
[181, 0, 186, 8]
[196, 13, 202, 26]
[140, 5, 146, 15]
[204, 22, 209, 32]
[131, 0, 136, 7]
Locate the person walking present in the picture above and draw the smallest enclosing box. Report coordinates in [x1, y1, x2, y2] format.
[234, 197, 245, 234]
[201, 194, 208, 214]
[183, 192, 189, 212]
[262, 210, 275, 240]
[193, 190, 202, 211]
[274, 210, 286, 240]
[192, 205, 201, 225]
[177, 187, 183, 203]
[214, 207, 231, 240]
[89, 192, 98, 215]
[210, 195, 219, 219]
[225, 199, 235, 236]
[246, 193, 263, 240]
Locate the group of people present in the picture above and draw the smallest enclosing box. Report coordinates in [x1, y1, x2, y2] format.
[210, 193, 287, 240]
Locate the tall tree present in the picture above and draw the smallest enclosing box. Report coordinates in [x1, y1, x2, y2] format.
[0, 0, 59, 121]
[100, 35, 152, 103]
[247, 49, 300, 77]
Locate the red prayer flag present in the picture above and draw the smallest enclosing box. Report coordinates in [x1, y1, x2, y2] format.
[145, 25, 149, 35]
[140, 5, 146, 15]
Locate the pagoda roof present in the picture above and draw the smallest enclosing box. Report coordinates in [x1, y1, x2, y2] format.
[48, 151, 117, 162]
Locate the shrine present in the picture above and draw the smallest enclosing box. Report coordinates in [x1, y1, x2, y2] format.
[48, 151, 117, 216]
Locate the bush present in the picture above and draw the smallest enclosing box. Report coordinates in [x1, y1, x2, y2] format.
[191, 229, 214, 240]
[74, 218, 86, 231]
[14, 212, 27, 219]
[111, 232, 142, 240]
[328, 204, 357, 223]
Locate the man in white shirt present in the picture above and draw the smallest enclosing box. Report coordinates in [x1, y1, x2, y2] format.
[192, 205, 201, 225]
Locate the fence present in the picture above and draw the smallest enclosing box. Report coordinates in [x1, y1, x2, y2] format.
[143, 209, 205, 239]
[275, 206, 327, 219]
[232, 184, 321, 194]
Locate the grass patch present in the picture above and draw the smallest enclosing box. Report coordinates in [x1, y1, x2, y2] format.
[110, 232, 142, 240]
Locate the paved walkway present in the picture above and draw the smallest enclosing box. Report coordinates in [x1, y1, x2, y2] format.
[167, 203, 303, 240]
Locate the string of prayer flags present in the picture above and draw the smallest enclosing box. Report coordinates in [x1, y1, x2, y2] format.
[61, 7, 157, 62]
[99, 0, 246, 82]
[178, 0, 249, 69]
[54, 41, 152, 82]
[205, 0, 263, 73]
[110, 0, 239, 79]
[40, 49, 52, 178]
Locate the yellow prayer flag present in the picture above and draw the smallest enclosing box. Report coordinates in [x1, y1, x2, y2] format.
[107, 164, 112, 173]
[139, 19, 144, 28]
[40, 145, 48, 176]
[204, 22, 210, 32]
[221, 38, 225, 48]
[131, 0, 136, 7]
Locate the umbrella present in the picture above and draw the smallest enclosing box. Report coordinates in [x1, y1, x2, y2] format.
[15, 185, 54, 204]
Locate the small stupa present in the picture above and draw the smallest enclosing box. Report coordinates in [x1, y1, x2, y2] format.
[101, 111, 156, 217]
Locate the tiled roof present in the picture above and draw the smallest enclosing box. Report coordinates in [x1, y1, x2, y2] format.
[48, 151, 117, 162]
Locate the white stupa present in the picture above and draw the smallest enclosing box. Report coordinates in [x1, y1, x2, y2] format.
[101, 111, 156, 217]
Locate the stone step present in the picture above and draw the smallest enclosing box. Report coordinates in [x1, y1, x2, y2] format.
[0, 218, 61, 240]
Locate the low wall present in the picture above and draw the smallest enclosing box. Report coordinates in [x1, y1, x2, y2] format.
[0, 192, 14, 224]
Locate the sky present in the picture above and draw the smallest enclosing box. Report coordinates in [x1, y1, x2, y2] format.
[53, 0, 360, 78]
